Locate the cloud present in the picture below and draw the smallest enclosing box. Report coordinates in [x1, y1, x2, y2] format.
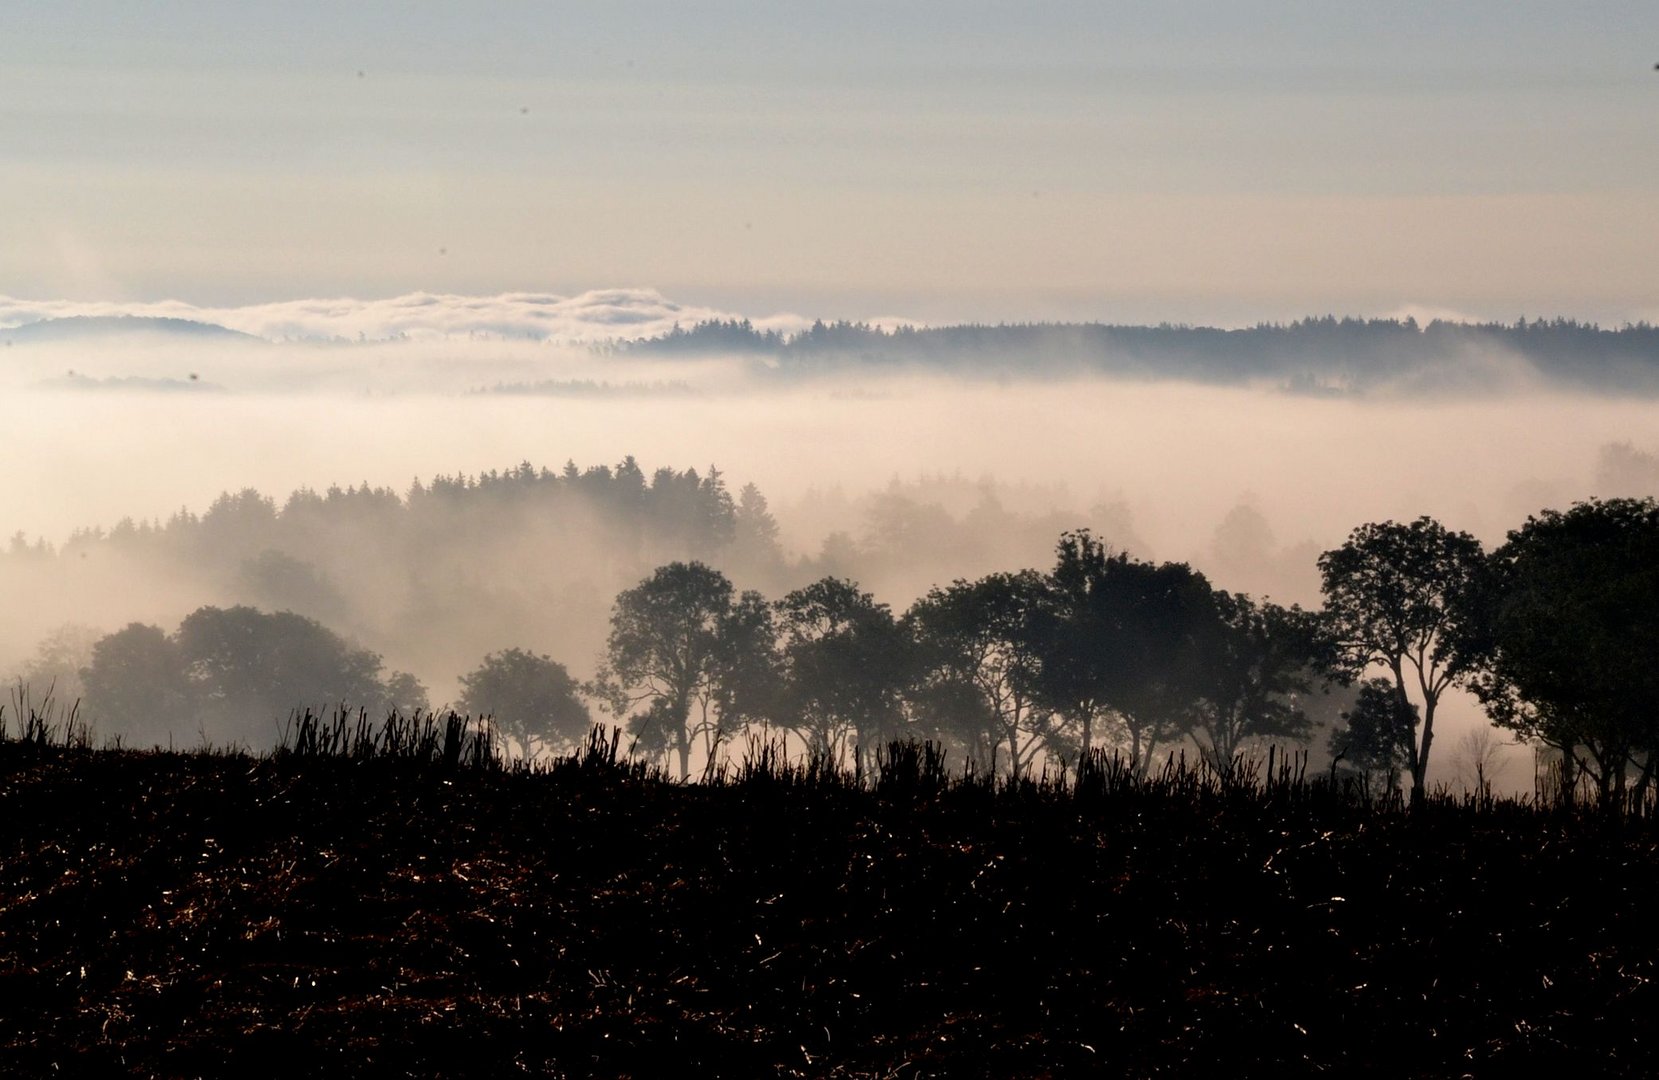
[0, 288, 814, 344]
[1381, 303, 1490, 327]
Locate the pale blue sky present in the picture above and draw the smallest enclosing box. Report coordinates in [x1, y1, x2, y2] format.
[2, 2, 1655, 323]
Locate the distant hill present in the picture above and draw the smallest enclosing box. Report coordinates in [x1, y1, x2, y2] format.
[627, 315, 1659, 393]
[0, 315, 263, 346]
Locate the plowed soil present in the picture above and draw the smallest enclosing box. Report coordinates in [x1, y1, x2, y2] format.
[1, 745, 1655, 1077]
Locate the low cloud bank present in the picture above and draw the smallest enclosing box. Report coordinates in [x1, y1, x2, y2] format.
[0, 288, 812, 345]
[6, 291, 1656, 399]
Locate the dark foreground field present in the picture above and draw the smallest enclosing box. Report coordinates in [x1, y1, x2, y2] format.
[1, 722, 1656, 1078]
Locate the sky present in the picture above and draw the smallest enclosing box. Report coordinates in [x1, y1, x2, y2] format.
[2, 1, 1656, 326]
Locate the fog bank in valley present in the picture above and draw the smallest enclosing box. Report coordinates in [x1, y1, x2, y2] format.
[2, 310, 1654, 787]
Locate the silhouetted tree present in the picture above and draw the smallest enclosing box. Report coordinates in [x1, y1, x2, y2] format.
[772, 578, 914, 764]
[732, 482, 783, 565]
[383, 670, 430, 717]
[175, 606, 386, 745]
[1328, 678, 1417, 795]
[1025, 531, 1116, 764]
[81, 623, 193, 746]
[458, 649, 590, 756]
[1318, 517, 1484, 805]
[707, 589, 781, 735]
[195, 488, 279, 567]
[1469, 498, 1659, 804]
[907, 570, 1052, 776]
[1029, 532, 1213, 771]
[1450, 726, 1511, 796]
[1186, 593, 1314, 772]
[594, 562, 753, 779]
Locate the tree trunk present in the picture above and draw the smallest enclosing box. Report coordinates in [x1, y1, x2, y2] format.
[1413, 698, 1436, 809]
[1558, 744, 1577, 804]
[1213, 714, 1239, 777]
[673, 692, 692, 781]
[1392, 662, 1428, 808]
[1631, 751, 1656, 805]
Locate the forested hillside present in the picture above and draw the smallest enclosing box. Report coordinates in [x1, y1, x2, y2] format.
[631, 316, 1659, 392]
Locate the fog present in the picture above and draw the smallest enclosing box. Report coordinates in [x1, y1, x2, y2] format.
[5, 340, 1647, 565]
[3, 319, 1655, 787]
[0, 288, 809, 347]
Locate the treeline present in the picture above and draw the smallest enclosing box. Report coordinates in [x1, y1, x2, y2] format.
[629, 315, 1659, 391]
[51, 457, 766, 569]
[3, 459, 1162, 721]
[73, 608, 428, 748]
[591, 498, 1659, 806]
[59, 497, 1659, 808]
[66, 608, 584, 755]
[583, 542, 1329, 786]
[3, 459, 792, 699]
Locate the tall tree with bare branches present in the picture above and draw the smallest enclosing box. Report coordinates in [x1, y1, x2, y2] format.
[1318, 517, 1484, 805]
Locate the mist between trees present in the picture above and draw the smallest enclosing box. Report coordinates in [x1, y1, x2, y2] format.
[8, 456, 1659, 808]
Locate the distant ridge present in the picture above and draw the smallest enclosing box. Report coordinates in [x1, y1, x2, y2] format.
[625, 315, 1659, 393]
[0, 315, 263, 345]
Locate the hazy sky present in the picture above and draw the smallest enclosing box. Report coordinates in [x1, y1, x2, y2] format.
[3, 2, 1656, 324]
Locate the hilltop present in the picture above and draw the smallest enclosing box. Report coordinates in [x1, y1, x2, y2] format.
[1, 316, 262, 346]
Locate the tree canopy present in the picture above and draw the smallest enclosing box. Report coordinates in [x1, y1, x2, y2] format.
[81, 623, 194, 746]
[595, 562, 758, 779]
[907, 570, 1053, 777]
[1469, 498, 1659, 803]
[176, 606, 387, 743]
[771, 578, 914, 765]
[458, 649, 590, 756]
[49, 493, 1659, 805]
[1026, 532, 1218, 772]
[1328, 678, 1418, 795]
[1185, 593, 1314, 773]
[82, 606, 406, 748]
[1317, 517, 1484, 803]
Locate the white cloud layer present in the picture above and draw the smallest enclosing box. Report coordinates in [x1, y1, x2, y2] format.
[0, 288, 812, 344]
